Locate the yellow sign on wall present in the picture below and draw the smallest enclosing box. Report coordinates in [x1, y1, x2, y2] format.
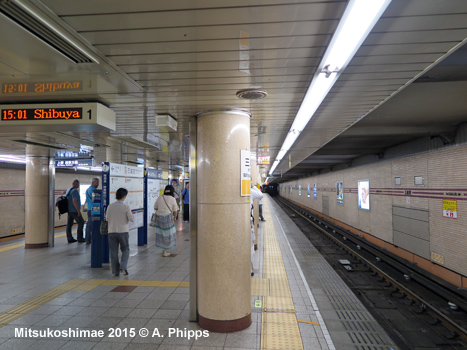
[431, 252, 444, 265]
[442, 200, 457, 219]
[241, 150, 251, 196]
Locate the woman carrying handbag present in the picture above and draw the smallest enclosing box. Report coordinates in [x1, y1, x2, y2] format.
[154, 185, 179, 257]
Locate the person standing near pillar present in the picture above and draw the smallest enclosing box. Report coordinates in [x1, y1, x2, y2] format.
[256, 184, 266, 221]
[181, 182, 189, 222]
[171, 179, 181, 219]
[84, 177, 99, 244]
[66, 179, 85, 243]
[250, 183, 264, 223]
[106, 188, 135, 276]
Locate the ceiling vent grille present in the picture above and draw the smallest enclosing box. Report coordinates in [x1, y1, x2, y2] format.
[236, 89, 268, 100]
[0, 1, 94, 63]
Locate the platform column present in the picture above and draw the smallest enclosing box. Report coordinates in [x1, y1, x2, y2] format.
[25, 145, 54, 248]
[197, 110, 251, 332]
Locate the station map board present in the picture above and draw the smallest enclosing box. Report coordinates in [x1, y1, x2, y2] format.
[146, 168, 166, 226]
[102, 162, 144, 230]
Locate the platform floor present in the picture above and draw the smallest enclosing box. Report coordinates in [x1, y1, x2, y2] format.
[0, 196, 398, 349]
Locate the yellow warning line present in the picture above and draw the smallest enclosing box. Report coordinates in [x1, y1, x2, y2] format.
[0, 278, 188, 328]
[298, 320, 320, 325]
[260, 199, 304, 350]
[0, 233, 67, 253]
[0, 243, 25, 253]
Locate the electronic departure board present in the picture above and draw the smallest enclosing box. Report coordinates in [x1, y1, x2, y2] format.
[2, 107, 83, 121]
[0, 103, 115, 132]
[2, 81, 82, 94]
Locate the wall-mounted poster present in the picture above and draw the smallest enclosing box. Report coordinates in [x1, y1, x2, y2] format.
[299, 185, 301, 196]
[313, 184, 317, 199]
[307, 184, 311, 198]
[290, 185, 292, 194]
[240, 150, 251, 197]
[358, 180, 370, 210]
[337, 181, 344, 204]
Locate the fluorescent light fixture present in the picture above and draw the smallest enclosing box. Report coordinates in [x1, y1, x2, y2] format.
[321, 0, 391, 72]
[76, 166, 103, 172]
[1, 0, 100, 64]
[0, 155, 26, 164]
[269, 0, 391, 176]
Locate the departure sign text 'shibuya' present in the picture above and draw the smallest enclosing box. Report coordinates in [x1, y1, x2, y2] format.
[2, 108, 83, 121]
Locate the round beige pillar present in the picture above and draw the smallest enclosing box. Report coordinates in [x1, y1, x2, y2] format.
[197, 110, 251, 332]
[25, 145, 52, 248]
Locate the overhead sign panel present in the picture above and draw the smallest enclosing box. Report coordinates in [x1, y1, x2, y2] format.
[0, 102, 115, 132]
[2, 81, 82, 94]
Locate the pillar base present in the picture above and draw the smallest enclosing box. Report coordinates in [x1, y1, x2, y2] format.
[199, 314, 251, 333]
[25, 243, 48, 249]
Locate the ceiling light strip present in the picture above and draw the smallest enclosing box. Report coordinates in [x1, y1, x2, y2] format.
[0, 0, 99, 64]
[269, 0, 392, 176]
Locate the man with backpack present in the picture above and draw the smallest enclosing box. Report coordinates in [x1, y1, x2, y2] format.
[66, 179, 85, 243]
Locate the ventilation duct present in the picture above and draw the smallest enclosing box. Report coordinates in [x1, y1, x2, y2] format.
[0, 0, 98, 64]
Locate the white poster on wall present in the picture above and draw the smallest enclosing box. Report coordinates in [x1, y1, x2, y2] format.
[358, 180, 370, 210]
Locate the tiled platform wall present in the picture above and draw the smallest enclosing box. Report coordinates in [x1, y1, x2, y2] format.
[280, 143, 467, 286]
[0, 170, 98, 238]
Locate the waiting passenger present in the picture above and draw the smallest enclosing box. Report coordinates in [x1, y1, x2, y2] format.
[181, 182, 190, 222]
[106, 188, 134, 276]
[154, 185, 179, 257]
[66, 179, 85, 243]
[84, 177, 99, 244]
[171, 179, 181, 219]
[250, 183, 265, 222]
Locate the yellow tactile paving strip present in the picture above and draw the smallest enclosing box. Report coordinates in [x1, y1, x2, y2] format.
[0, 278, 188, 328]
[0, 233, 68, 253]
[0, 242, 25, 253]
[258, 200, 304, 350]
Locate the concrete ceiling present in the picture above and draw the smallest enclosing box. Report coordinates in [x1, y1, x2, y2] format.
[0, 0, 466, 181]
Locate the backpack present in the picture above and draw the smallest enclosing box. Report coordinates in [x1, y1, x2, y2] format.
[56, 188, 71, 218]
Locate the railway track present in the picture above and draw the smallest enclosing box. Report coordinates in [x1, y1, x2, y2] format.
[275, 196, 467, 350]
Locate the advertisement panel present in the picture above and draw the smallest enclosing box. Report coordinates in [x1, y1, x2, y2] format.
[337, 181, 344, 204]
[358, 180, 370, 210]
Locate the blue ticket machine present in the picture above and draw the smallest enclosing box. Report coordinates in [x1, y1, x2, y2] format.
[90, 189, 109, 267]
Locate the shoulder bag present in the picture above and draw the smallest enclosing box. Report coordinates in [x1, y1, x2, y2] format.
[100, 220, 109, 235]
[149, 213, 157, 227]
